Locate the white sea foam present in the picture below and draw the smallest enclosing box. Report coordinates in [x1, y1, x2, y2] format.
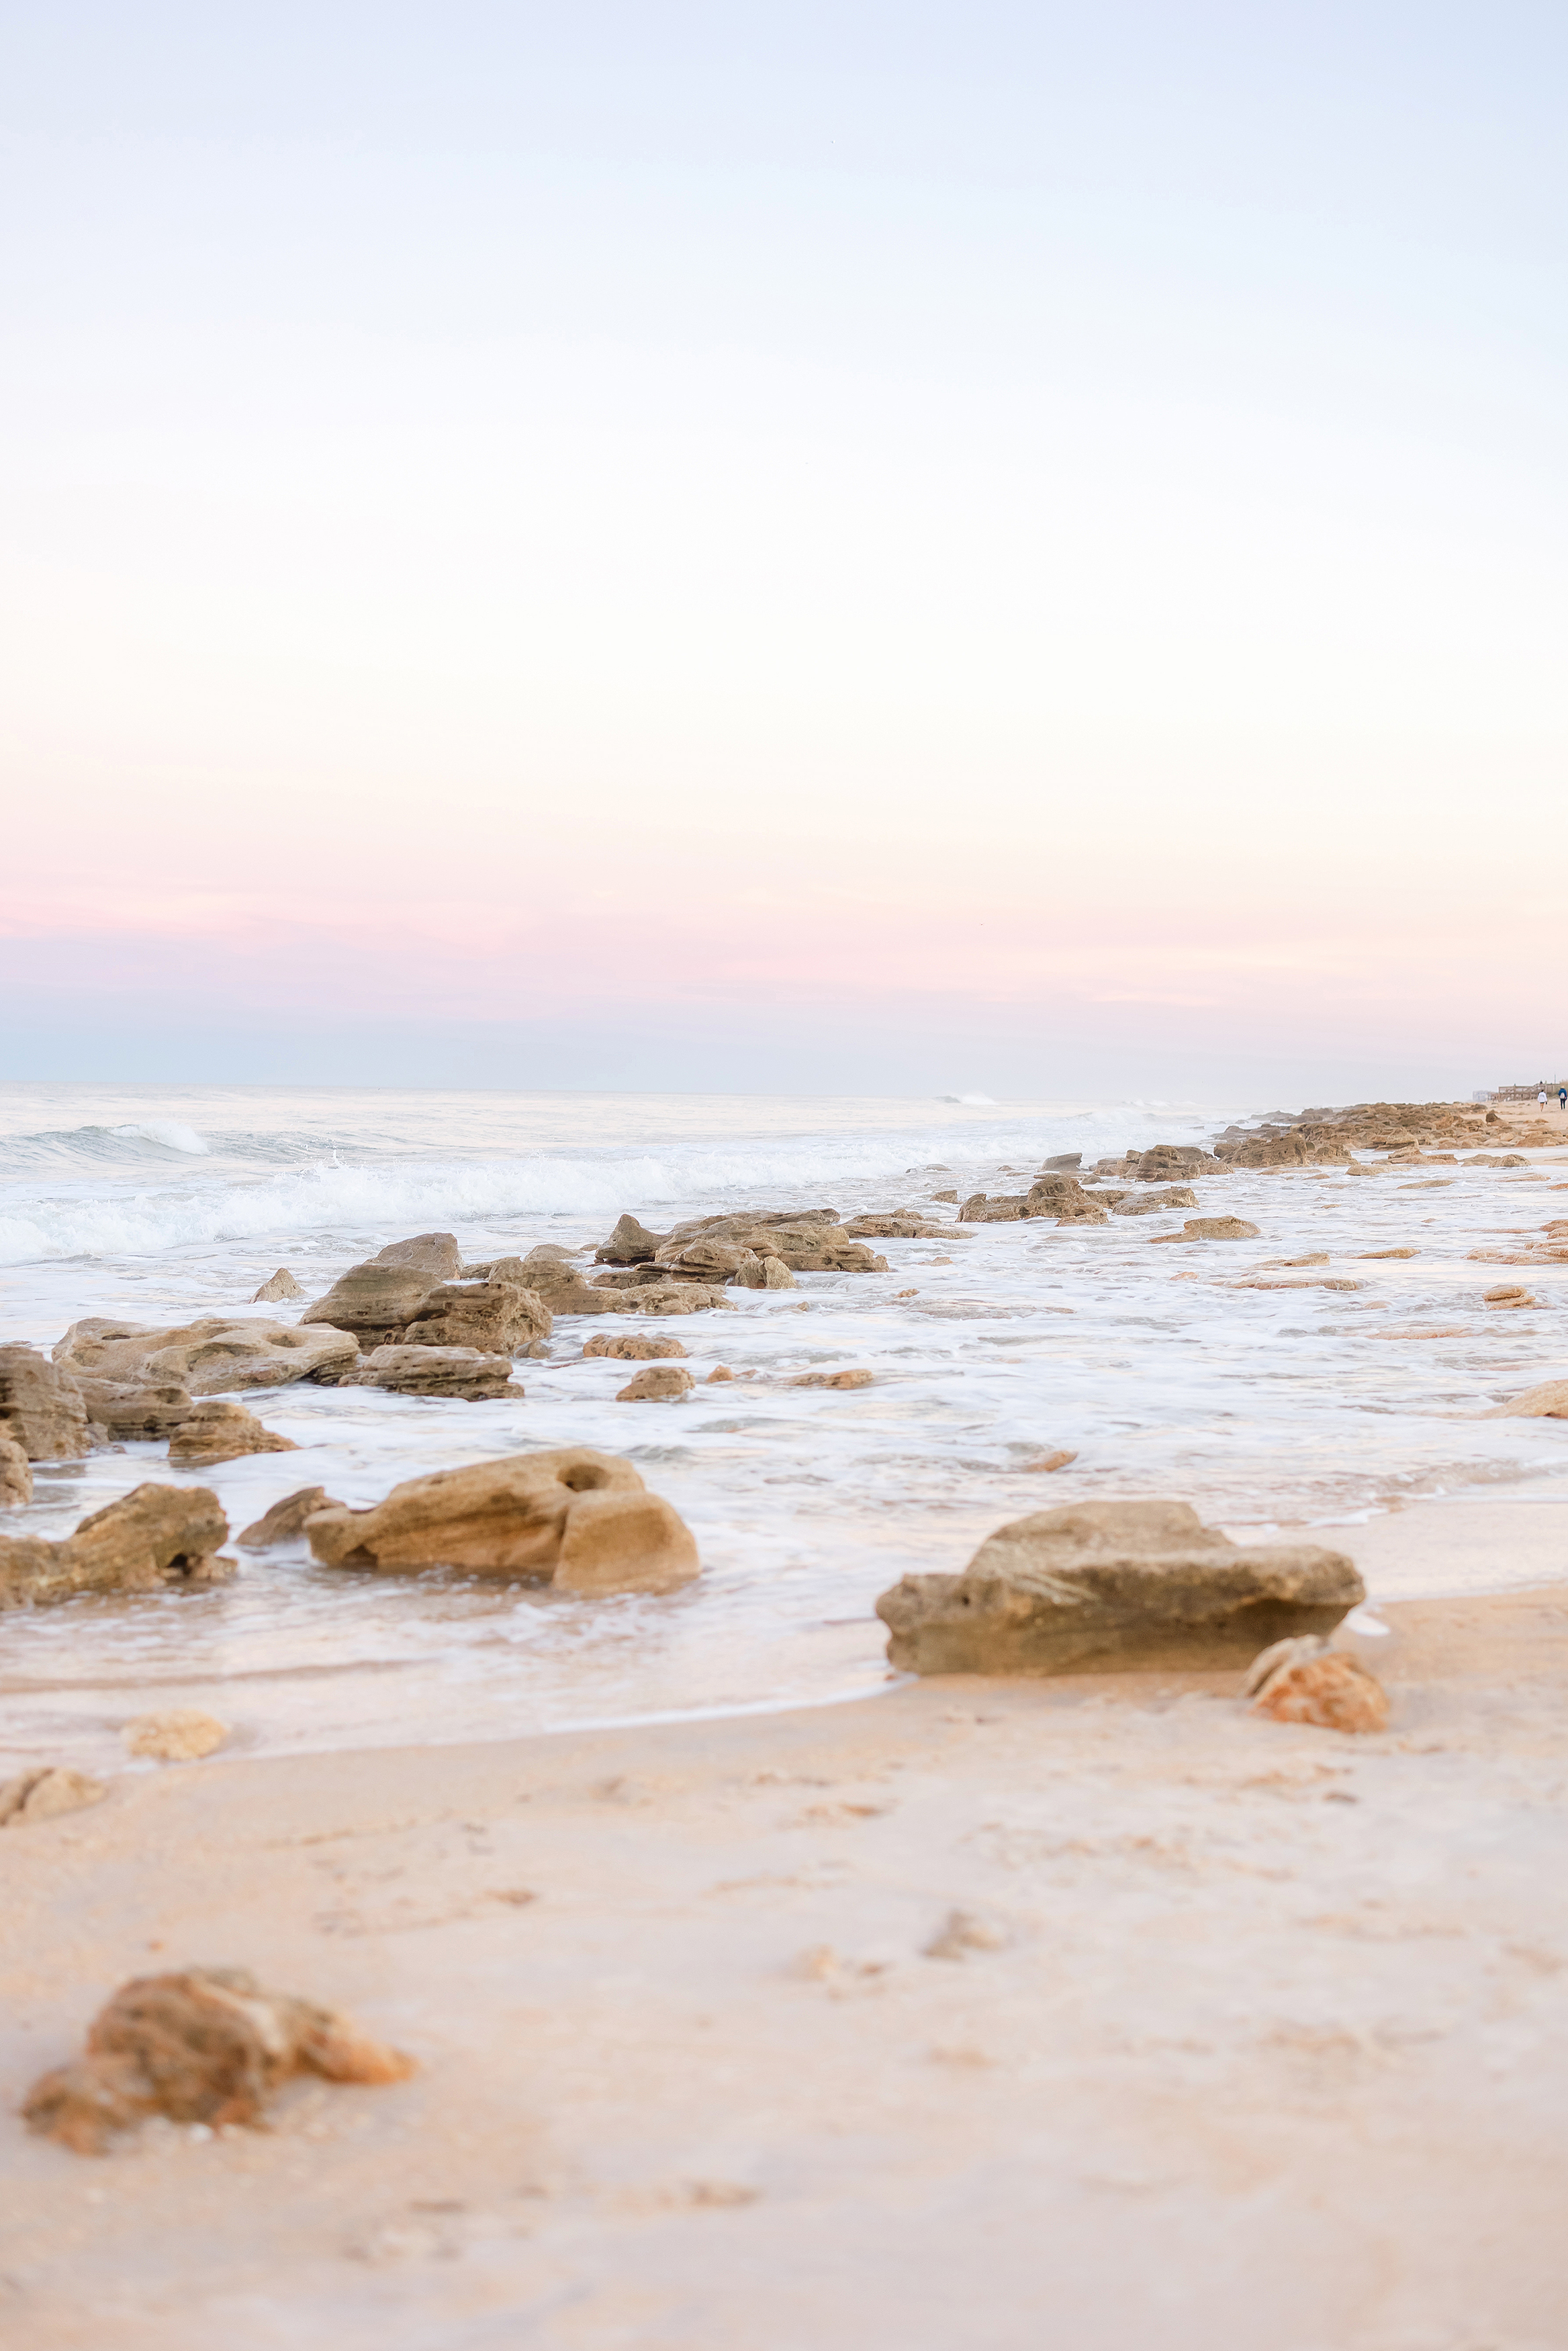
[2, 1081, 1566, 1769]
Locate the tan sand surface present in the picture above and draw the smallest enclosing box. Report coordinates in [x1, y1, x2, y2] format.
[3, 1577, 1568, 2349]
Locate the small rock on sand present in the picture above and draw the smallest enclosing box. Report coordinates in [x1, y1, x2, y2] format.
[616, 1365, 696, 1401]
[125, 1709, 230, 1761]
[22, 1967, 415, 2154]
[924, 1909, 1008, 1960]
[0, 1766, 107, 1827]
[1246, 1638, 1389, 1734]
[251, 1269, 304, 1302]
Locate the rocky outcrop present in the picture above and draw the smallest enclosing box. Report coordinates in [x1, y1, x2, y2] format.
[1, 1767, 107, 1828]
[841, 1212, 942, 1239]
[349, 1345, 520, 1399]
[399, 1277, 551, 1357]
[22, 1968, 416, 2154]
[595, 1215, 667, 1265]
[371, 1233, 462, 1276]
[251, 1270, 304, 1302]
[236, 1487, 343, 1549]
[732, 1253, 798, 1290]
[615, 1365, 696, 1401]
[960, 1177, 1109, 1227]
[1111, 1186, 1199, 1216]
[654, 1236, 765, 1281]
[584, 1333, 688, 1360]
[167, 1401, 300, 1468]
[0, 1345, 91, 1461]
[75, 1378, 195, 1440]
[299, 1266, 439, 1351]
[0, 1485, 233, 1609]
[1125, 1145, 1227, 1180]
[876, 1500, 1362, 1675]
[1, 1432, 32, 1507]
[304, 1448, 699, 1594]
[1246, 1636, 1388, 1732]
[56, 1317, 357, 1394]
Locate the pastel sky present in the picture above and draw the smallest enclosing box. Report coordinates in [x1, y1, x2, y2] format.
[3, 3, 1566, 1098]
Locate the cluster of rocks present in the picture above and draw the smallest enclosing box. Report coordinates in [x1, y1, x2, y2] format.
[1205, 1099, 1558, 1165]
[0, 1339, 310, 1477]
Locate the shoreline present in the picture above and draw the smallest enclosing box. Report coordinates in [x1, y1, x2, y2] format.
[5, 1575, 1567, 2347]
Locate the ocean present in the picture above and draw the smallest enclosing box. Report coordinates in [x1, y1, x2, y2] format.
[3, 1081, 1565, 1772]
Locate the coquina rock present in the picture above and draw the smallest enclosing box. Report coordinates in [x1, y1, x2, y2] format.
[304, 1448, 699, 1594]
[1, 1431, 33, 1507]
[371, 1233, 463, 1276]
[251, 1270, 304, 1302]
[55, 1318, 357, 1395]
[349, 1345, 520, 1400]
[653, 1236, 762, 1281]
[1112, 1187, 1199, 1216]
[0, 1345, 91, 1461]
[615, 1364, 695, 1401]
[0, 1766, 107, 1828]
[23, 1967, 415, 2155]
[237, 1487, 344, 1549]
[841, 1212, 943, 1239]
[1125, 1145, 1228, 1180]
[0, 1485, 233, 1609]
[1246, 1636, 1389, 1733]
[595, 1215, 668, 1266]
[510, 1253, 633, 1315]
[75, 1379, 195, 1440]
[1489, 1379, 1568, 1419]
[731, 1252, 797, 1289]
[299, 1266, 439, 1351]
[875, 1500, 1363, 1676]
[399, 1277, 552, 1357]
[1182, 1216, 1260, 1240]
[584, 1333, 688, 1360]
[167, 1401, 299, 1468]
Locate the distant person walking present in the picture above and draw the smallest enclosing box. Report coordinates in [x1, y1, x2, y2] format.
[1560, 1085, 1567, 1113]
[1539, 1086, 1549, 1110]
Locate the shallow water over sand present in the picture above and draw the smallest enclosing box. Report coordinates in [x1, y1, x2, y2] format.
[3, 1083, 1567, 1767]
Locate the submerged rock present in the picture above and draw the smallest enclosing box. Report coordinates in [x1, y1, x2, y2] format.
[584, 1333, 689, 1360]
[1, 1431, 32, 1507]
[1489, 1379, 1568, 1418]
[251, 1269, 304, 1302]
[0, 1766, 107, 1828]
[0, 1344, 91, 1461]
[56, 1317, 357, 1394]
[304, 1448, 698, 1594]
[1181, 1216, 1260, 1240]
[876, 1500, 1362, 1675]
[236, 1486, 343, 1549]
[168, 1401, 299, 1468]
[0, 1484, 233, 1609]
[1111, 1187, 1199, 1216]
[23, 1967, 416, 2155]
[615, 1364, 696, 1401]
[787, 1368, 874, 1389]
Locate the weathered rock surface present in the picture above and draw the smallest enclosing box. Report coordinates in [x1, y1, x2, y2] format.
[841, 1212, 941, 1239]
[621, 1281, 734, 1316]
[876, 1500, 1362, 1675]
[75, 1378, 195, 1440]
[1112, 1187, 1199, 1216]
[251, 1269, 304, 1302]
[0, 1344, 91, 1460]
[349, 1345, 520, 1400]
[616, 1365, 696, 1401]
[1040, 1153, 1082, 1171]
[167, 1401, 299, 1468]
[305, 1449, 699, 1593]
[400, 1278, 551, 1357]
[237, 1486, 344, 1549]
[22, 1967, 416, 2154]
[1489, 1379, 1568, 1418]
[787, 1368, 874, 1389]
[1484, 1284, 1536, 1308]
[371, 1233, 463, 1276]
[731, 1253, 798, 1290]
[654, 1237, 762, 1281]
[1125, 1145, 1228, 1179]
[584, 1333, 689, 1360]
[595, 1215, 667, 1265]
[0, 1484, 232, 1609]
[1182, 1216, 1260, 1240]
[0, 1766, 107, 1828]
[1, 1431, 33, 1506]
[299, 1266, 438, 1351]
[56, 1317, 357, 1394]
[1246, 1636, 1389, 1733]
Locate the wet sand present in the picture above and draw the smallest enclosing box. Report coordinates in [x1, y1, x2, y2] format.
[4, 1556, 1568, 2348]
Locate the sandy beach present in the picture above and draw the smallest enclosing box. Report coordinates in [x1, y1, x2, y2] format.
[4, 1510, 1567, 2350]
